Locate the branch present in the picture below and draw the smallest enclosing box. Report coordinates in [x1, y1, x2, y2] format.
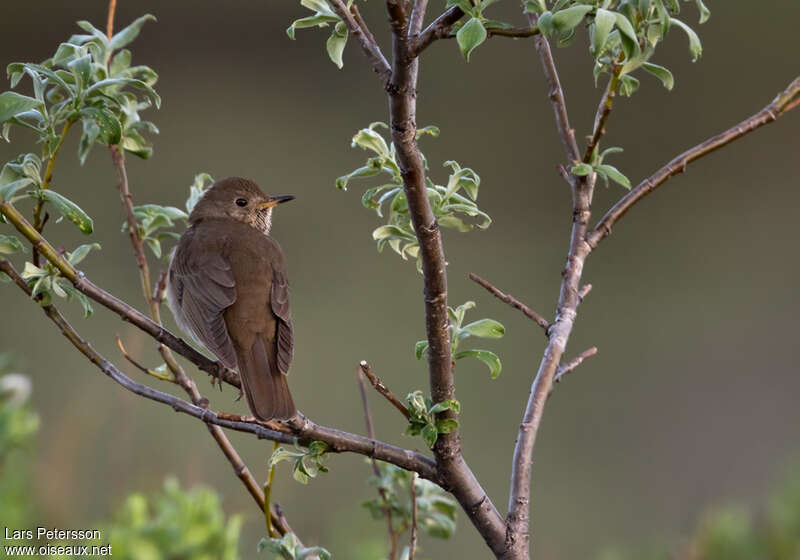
[551, 347, 597, 391]
[586, 75, 800, 248]
[529, 15, 580, 164]
[357, 367, 398, 560]
[469, 272, 550, 333]
[328, 0, 392, 87]
[409, 471, 418, 560]
[583, 70, 621, 163]
[409, 7, 463, 57]
[386, 8, 507, 555]
[0, 200, 240, 388]
[359, 360, 410, 419]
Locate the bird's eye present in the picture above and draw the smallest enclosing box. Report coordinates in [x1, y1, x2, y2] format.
[235, 198, 248, 207]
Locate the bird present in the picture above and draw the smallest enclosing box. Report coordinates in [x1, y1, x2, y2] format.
[167, 177, 297, 421]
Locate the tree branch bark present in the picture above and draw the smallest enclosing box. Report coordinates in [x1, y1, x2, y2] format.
[386, 2, 507, 553]
[586, 75, 800, 248]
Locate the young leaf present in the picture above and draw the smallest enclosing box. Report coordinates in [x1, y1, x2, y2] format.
[0, 178, 35, 202]
[695, 0, 710, 24]
[0, 234, 25, 254]
[421, 423, 439, 448]
[0, 92, 42, 125]
[592, 8, 616, 56]
[109, 14, 157, 51]
[571, 163, 593, 176]
[641, 62, 674, 90]
[36, 190, 94, 234]
[596, 164, 632, 189]
[551, 4, 593, 33]
[454, 349, 502, 379]
[670, 18, 702, 61]
[415, 340, 429, 360]
[460, 318, 505, 339]
[614, 12, 640, 61]
[457, 18, 487, 62]
[68, 243, 101, 265]
[326, 21, 348, 69]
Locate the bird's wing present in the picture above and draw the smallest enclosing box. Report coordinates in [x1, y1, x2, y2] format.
[270, 267, 293, 376]
[169, 247, 237, 368]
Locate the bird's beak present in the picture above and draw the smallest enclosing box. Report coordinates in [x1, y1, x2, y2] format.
[257, 195, 295, 210]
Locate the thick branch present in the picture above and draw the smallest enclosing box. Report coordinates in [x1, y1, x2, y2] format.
[469, 272, 550, 333]
[328, 0, 392, 87]
[586, 75, 800, 248]
[1, 258, 437, 480]
[386, 9, 506, 555]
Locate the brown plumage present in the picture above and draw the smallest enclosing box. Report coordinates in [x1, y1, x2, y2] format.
[167, 177, 296, 420]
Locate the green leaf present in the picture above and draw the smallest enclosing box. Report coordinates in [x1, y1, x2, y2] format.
[436, 418, 459, 434]
[429, 399, 461, 414]
[454, 349, 502, 379]
[20, 262, 47, 281]
[60, 281, 93, 317]
[641, 62, 674, 90]
[80, 106, 122, 145]
[0, 92, 41, 125]
[286, 13, 340, 40]
[67, 54, 92, 90]
[551, 4, 593, 33]
[457, 18, 487, 62]
[109, 14, 157, 51]
[415, 340, 429, 360]
[695, 0, 710, 24]
[537, 11, 554, 37]
[670, 18, 702, 61]
[0, 178, 35, 202]
[619, 74, 640, 96]
[36, 190, 94, 234]
[592, 9, 616, 56]
[460, 318, 505, 339]
[326, 21, 348, 69]
[0, 234, 25, 254]
[421, 423, 439, 448]
[596, 164, 632, 189]
[68, 243, 100, 265]
[614, 12, 640, 61]
[571, 163, 593, 176]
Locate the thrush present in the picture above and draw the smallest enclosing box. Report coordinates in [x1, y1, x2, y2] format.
[167, 177, 297, 420]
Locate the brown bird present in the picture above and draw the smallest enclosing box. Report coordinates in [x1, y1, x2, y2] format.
[167, 177, 296, 420]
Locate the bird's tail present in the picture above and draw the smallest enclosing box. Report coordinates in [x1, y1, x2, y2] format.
[237, 336, 296, 421]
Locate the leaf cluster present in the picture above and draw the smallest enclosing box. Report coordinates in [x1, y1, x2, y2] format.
[525, 0, 709, 94]
[287, 0, 350, 69]
[363, 461, 458, 540]
[1, 14, 160, 162]
[19, 243, 100, 316]
[571, 146, 632, 189]
[404, 390, 461, 448]
[269, 440, 329, 485]
[416, 300, 505, 379]
[337, 122, 490, 271]
[259, 532, 331, 560]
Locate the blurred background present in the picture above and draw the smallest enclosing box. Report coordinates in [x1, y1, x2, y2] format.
[1, 1, 799, 558]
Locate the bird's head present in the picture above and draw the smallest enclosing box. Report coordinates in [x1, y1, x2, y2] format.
[188, 177, 294, 234]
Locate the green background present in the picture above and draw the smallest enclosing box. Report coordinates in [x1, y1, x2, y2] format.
[1, 1, 799, 558]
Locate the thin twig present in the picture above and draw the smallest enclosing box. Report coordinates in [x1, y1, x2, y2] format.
[328, 0, 392, 87]
[410, 6, 463, 57]
[578, 283, 592, 303]
[552, 347, 597, 389]
[586, 75, 800, 248]
[116, 335, 174, 382]
[583, 70, 621, 164]
[529, 15, 580, 164]
[360, 361, 411, 419]
[357, 367, 398, 560]
[106, 0, 117, 39]
[435, 25, 540, 41]
[409, 472, 418, 560]
[469, 273, 550, 333]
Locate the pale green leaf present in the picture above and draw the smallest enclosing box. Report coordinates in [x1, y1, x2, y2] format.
[457, 18, 487, 62]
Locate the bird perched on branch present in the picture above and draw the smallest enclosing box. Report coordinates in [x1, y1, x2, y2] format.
[167, 177, 296, 420]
